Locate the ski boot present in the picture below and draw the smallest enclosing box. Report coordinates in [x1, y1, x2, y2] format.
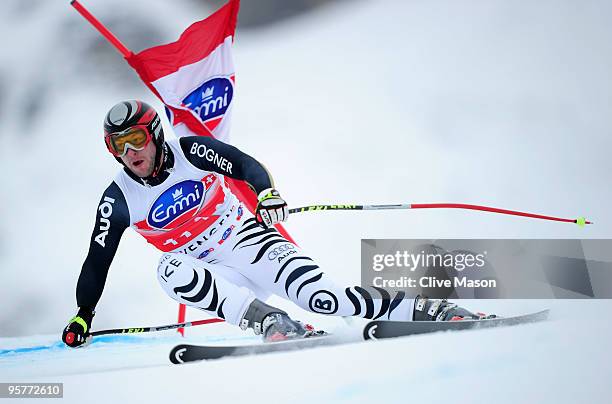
[413, 295, 496, 321]
[240, 299, 324, 342]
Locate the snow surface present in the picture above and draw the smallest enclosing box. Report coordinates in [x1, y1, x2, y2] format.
[1, 0, 611, 402]
[1, 301, 610, 403]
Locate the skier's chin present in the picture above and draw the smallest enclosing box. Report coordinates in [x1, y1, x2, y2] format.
[129, 160, 153, 177]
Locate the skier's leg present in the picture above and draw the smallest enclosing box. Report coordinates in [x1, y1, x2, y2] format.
[157, 251, 318, 339]
[226, 217, 415, 322]
[156, 252, 258, 325]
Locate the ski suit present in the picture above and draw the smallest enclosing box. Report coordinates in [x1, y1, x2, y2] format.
[77, 136, 415, 325]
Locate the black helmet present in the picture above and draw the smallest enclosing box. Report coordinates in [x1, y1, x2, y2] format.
[103, 100, 166, 177]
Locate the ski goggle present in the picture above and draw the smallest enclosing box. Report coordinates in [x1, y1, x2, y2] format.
[105, 126, 153, 157]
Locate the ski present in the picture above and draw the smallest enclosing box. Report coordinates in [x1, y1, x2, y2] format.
[169, 309, 549, 363]
[363, 309, 550, 340]
[170, 335, 343, 363]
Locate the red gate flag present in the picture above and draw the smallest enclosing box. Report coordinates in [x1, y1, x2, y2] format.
[126, 0, 239, 143]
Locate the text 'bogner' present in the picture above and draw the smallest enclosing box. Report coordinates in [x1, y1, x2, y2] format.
[190, 143, 233, 174]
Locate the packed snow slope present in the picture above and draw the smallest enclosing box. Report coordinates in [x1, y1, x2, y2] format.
[0, 301, 610, 403]
[0, 0, 611, 402]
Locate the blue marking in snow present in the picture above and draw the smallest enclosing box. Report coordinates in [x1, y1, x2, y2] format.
[0, 342, 64, 355]
[0, 335, 150, 356]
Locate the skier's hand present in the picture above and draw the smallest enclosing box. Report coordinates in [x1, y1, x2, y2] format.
[256, 188, 288, 227]
[62, 307, 95, 348]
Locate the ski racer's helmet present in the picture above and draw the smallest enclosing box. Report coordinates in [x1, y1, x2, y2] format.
[103, 100, 165, 176]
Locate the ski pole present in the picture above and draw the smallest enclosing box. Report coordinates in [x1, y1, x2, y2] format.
[288, 203, 592, 227]
[90, 318, 224, 337]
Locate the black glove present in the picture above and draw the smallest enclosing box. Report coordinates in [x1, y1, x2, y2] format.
[255, 188, 288, 227]
[62, 307, 95, 348]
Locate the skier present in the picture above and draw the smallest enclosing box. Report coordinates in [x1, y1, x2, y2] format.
[62, 100, 489, 348]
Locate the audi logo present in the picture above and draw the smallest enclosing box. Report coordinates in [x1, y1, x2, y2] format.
[267, 244, 295, 259]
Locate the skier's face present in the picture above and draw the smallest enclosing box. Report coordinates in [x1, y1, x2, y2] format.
[120, 140, 157, 177]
